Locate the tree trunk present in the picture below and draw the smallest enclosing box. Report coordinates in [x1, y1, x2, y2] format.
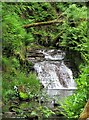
[79, 100, 89, 120]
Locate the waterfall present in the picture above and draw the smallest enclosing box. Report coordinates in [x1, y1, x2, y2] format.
[34, 61, 76, 89]
[28, 49, 76, 98]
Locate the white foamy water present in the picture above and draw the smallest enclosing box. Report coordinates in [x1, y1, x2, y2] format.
[33, 49, 76, 97]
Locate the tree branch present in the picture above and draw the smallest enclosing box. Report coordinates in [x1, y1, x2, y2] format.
[23, 19, 63, 28]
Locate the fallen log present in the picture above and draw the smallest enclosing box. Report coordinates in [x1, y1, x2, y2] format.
[23, 14, 88, 29]
[23, 19, 63, 28]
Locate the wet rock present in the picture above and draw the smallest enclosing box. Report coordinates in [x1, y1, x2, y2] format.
[3, 112, 16, 118]
[27, 49, 65, 63]
[27, 53, 44, 57]
[27, 50, 45, 63]
[13, 100, 19, 105]
[0, 113, 3, 118]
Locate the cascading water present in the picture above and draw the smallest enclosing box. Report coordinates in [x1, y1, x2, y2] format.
[28, 49, 76, 99]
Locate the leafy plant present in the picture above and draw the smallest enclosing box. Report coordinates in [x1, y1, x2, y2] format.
[19, 92, 28, 100]
[61, 65, 89, 118]
[60, 4, 88, 61]
[30, 106, 55, 119]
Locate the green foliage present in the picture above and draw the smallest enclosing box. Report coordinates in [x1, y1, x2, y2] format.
[24, 33, 34, 46]
[39, 106, 55, 118]
[61, 65, 89, 118]
[58, 4, 88, 118]
[2, 71, 41, 102]
[2, 3, 41, 105]
[2, 2, 88, 119]
[60, 4, 88, 62]
[2, 12, 26, 55]
[30, 106, 55, 119]
[24, 3, 56, 21]
[15, 72, 41, 95]
[19, 92, 28, 100]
